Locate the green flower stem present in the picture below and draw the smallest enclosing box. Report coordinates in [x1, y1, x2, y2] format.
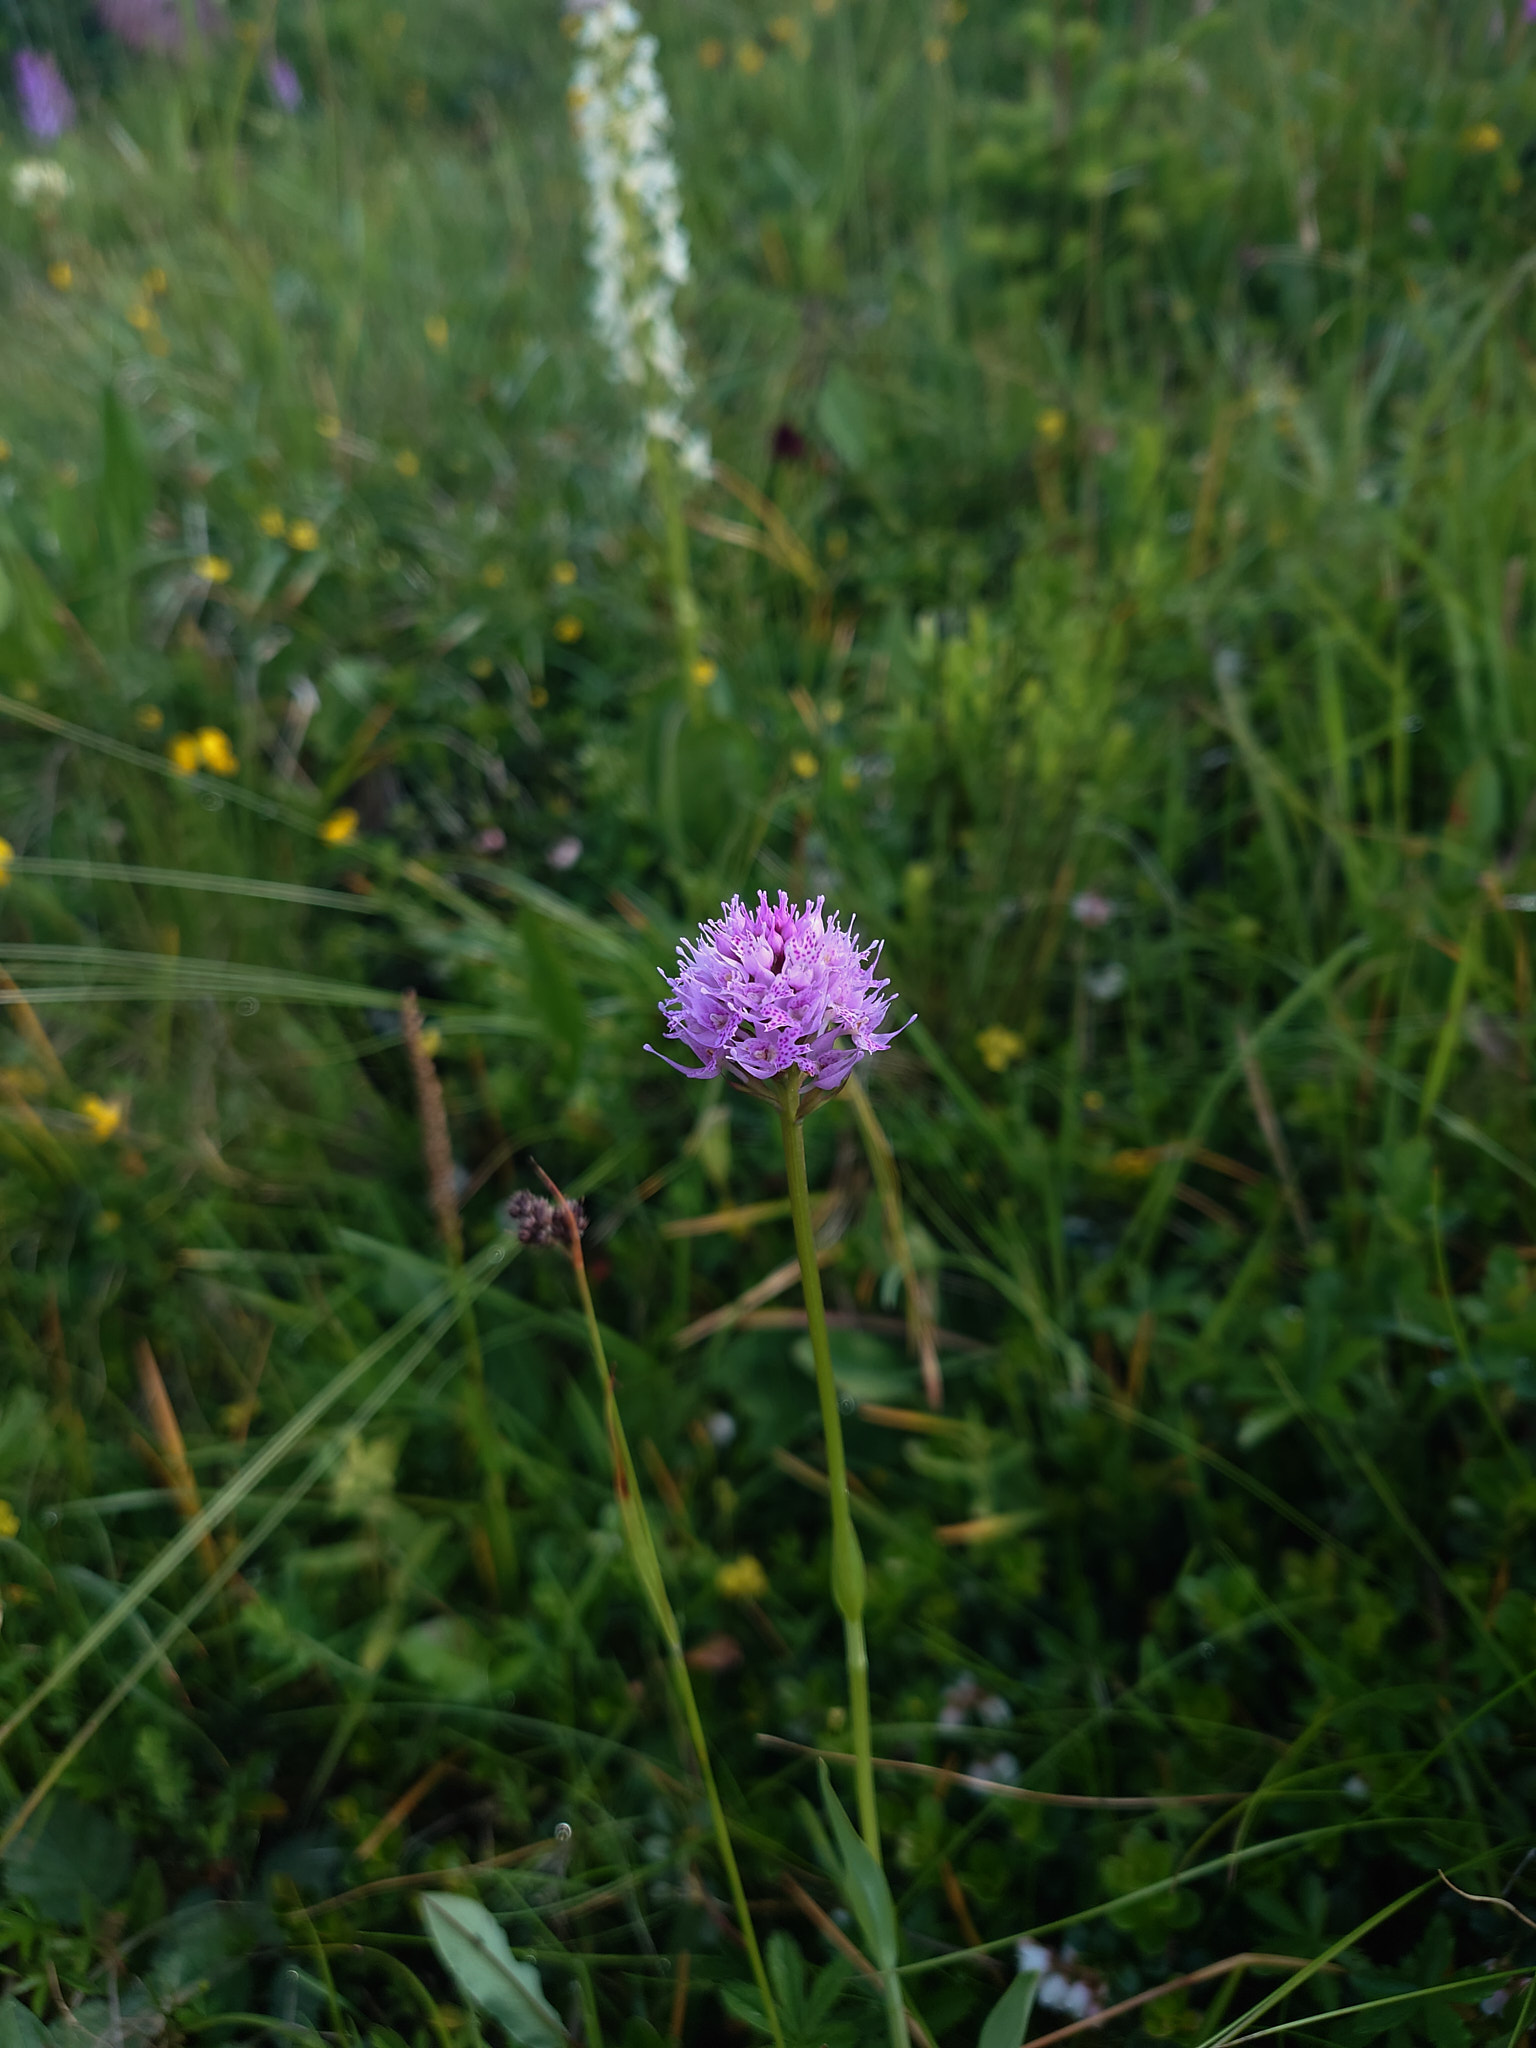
[648, 434, 702, 690]
[559, 1198, 785, 2048]
[777, 1088, 882, 1862]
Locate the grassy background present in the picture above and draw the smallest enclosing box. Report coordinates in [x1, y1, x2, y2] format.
[3, 0, 1536, 2041]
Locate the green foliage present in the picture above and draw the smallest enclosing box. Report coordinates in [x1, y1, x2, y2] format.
[3, 0, 1536, 2042]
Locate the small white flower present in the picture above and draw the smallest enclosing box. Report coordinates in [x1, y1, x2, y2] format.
[704, 1409, 737, 1447]
[569, 0, 709, 480]
[1015, 1939, 1052, 1977]
[1085, 962, 1128, 1001]
[1070, 890, 1116, 928]
[547, 834, 583, 871]
[10, 158, 72, 206]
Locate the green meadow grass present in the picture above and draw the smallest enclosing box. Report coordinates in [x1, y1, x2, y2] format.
[2, 0, 1536, 2041]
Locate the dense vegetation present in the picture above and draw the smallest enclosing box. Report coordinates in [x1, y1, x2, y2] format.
[3, 0, 1536, 2042]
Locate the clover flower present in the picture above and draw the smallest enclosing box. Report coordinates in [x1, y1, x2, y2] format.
[9, 159, 72, 207]
[647, 891, 909, 1097]
[14, 52, 75, 139]
[505, 1189, 589, 1247]
[567, 0, 709, 479]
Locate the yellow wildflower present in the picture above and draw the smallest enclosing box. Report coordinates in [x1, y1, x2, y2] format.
[1082, 1089, 1105, 1112]
[737, 41, 765, 72]
[552, 559, 578, 585]
[924, 35, 949, 62]
[316, 412, 342, 440]
[529, 684, 549, 709]
[320, 807, 359, 846]
[468, 657, 494, 679]
[394, 449, 421, 477]
[715, 1555, 769, 1601]
[167, 732, 201, 775]
[423, 313, 449, 349]
[126, 302, 154, 331]
[790, 749, 818, 779]
[0, 836, 12, 886]
[135, 705, 164, 731]
[192, 554, 232, 584]
[481, 562, 506, 588]
[0, 1500, 17, 1540]
[1110, 1147, 1158, 1178]
[419, 1026, 443, 1059]
[142, 266, 168, 295]
[768, 15, 797, 40]
[976, 1024, 1024, 1073]
[567, 84, 590, 112]
[1462, 122, 1502, 154]
[691, 658, 717, 686]
[257, 505, 286, 537]
[553, 615, 584, 644]
[812, 0, 835, 12]
[0, 440, 10, 462]
[286, 517, 319, 551]
[78, 1094, 122, 1142]
[1036, 407, 1067, 443]
[46, 260, 72, 292]
[196, 727, 239, 776]
[698, 37, 725, 66]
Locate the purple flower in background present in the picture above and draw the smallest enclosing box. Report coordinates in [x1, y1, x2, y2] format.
[648, 890, 910, 1095]
[265, 53, 302, 110]
[97, 0, 221, 53]
[13, 51, 75, 139]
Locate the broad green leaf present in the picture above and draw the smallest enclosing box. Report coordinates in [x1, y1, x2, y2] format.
[817, 1760, 897, 1971]
[420, 1892, 565, 2047]
[979, 1970, 1040, 2048]
[0, 2000, 50, 2048]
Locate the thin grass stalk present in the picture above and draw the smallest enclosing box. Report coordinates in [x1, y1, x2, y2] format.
[775, 1088, 879, 1858]
[536, 1170, 785, 2048]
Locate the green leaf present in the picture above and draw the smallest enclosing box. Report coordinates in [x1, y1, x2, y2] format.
[817, 1760, 898, 1971]
[2, 1795, 133, 1928]
[0, 2001, 50, 2048]
[97, 384, 152, 563]
[979, 1970, 1041, 2048]
[421, 1893, 566, 2047]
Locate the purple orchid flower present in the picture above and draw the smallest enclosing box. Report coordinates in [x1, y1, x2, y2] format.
[647, 890, 910, 1097]
[13, 51, 75, 139]
[265, 53, 302, 111]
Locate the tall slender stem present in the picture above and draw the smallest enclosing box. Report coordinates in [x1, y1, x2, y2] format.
[777, 1093, 881, 1861]
[554, 1188, 785, 2048]
[649, 435, 701, 689]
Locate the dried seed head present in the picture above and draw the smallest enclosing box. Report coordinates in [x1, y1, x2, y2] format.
[505, 1190, 588, 1247]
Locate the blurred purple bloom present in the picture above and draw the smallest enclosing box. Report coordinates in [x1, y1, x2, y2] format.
[1527, 0, 1536, 20]
[97, 0, 220, 52]
[1070, 890, 1116, 928]
[648, 890, 909, 1095]
[473, 826, 506, 854]
[265, 53, 302, 110]
[13, 51, 75, 139]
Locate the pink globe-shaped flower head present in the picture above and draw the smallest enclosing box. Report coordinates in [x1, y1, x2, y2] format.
[646, 890, 910, 1102]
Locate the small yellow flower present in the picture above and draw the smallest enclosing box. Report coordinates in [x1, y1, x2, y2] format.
[286, 517, 319, 551]
[258, 505, 286, 537]
[1082, 1089, 1105, 1112]
[135, 704, 164, 731]
[737, 40, 766, 72]
[715, 1554, 769, 1601]
[1462, 122, 1502, 154]
[46, 260, 73, 292]
[0, 1500, 17, 1541]
[320, 806, 359, 845]
[480, 562, 506, 588]
[976, 1024, 1024, 1073]
[316, 412, 342, 440]
[192, 554, 232, 584]
[812, 0, 835, 14]
[698, 37, 725, 66]
[567, 84, 590, 112]
[1110, 1147, 1158, 1179]
[924, 35, 949, 62]
[552, 558, 578, 585]
[553, 615, 584, 644]
[0, 836, 13, 886]
[142, 265, 168, 295]
[197, 727, 240, 776]
[768, 14, 797, 40]
[78, 1094, 122, 1142]
[167, 732, 201, 775]
[1036, 407, 1067, 443]
[394, 448, 421, 477]
[423, 313, 449, 349]
[0, 440, 11, 462]
[419, 1025, 443, 1059]
[126, 302, 154, 331]
[468, 656, 494, 679]
[383, 9, 405, 35]
[790, 748, 818, 779]
[691, 657, 718, 686]
[529, 684, 550, 709]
